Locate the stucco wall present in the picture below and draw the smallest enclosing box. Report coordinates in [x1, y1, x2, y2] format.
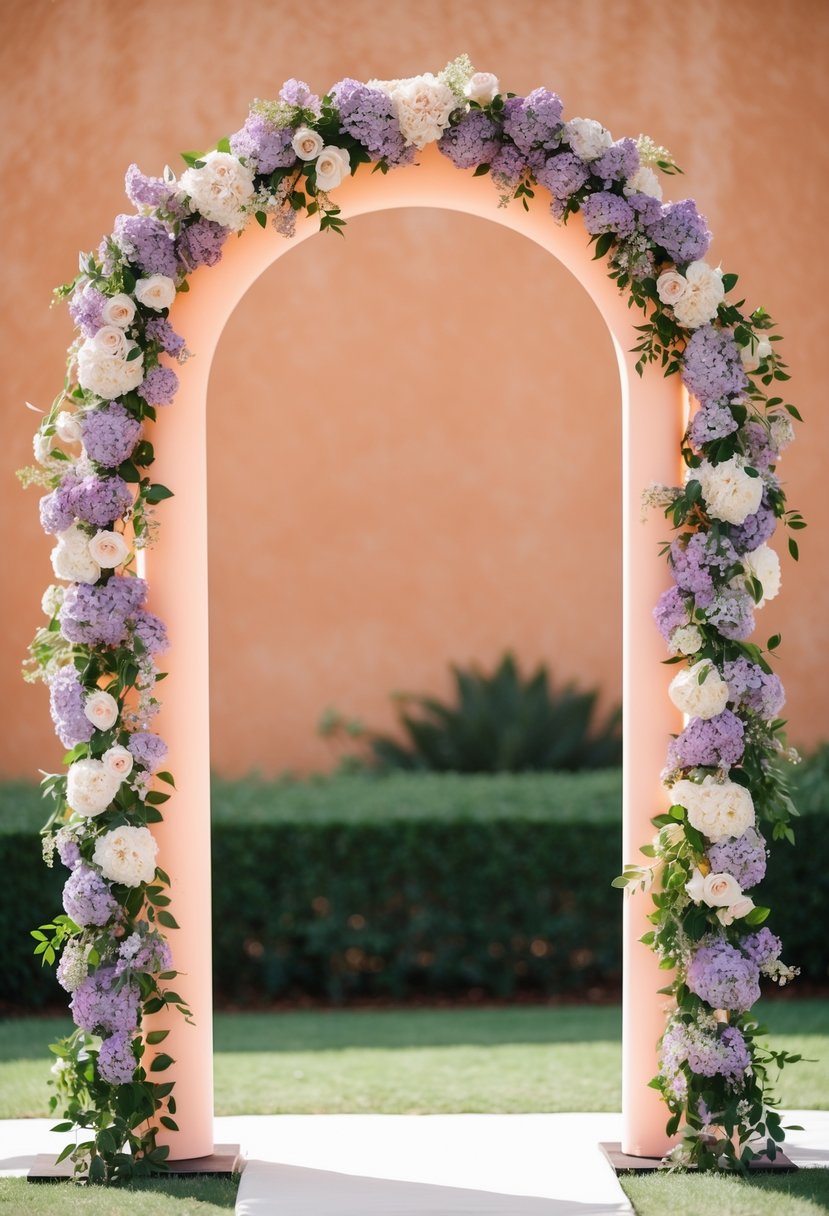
[2, 0, 827, 777]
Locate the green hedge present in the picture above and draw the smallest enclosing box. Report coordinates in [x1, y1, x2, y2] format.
[1, 765, 827, 1009]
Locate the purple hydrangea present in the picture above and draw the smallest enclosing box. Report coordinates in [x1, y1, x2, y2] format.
[687, 938, 761, 1012]
[70, 475, 133, 528]
[592, 138, 639, 185]
[722, 658, 786, 719]
[176, 216, 229, 271]
[742, 421, 778, 472]
[625, 190, 663, 228]
[708, 828, 767, 890]
[669, 531, 739, 609]
[69, 285, 106, 338]
[71, 966, 139, 1037]
[333, 78, 413, 166]
[56, 834, 82, 870]
[63, 865, 118, 927]
[491, 142, 529, 187]
[124, 164, 176, 210]
[97, 1031, 136, 1085]
[660, 1017, 751, 1084]
[706, 589, 755, 641]
[229, 111, 297, 175]
[81, 403, 142, 468]
[279, 78, 320, 113]
[682, 326, 748, 404]
[647, 198, 711, 264]
[653, 585, 691, 642]
[437, 110, 501, 169]
[138, 365, 179, 407]
[668, 709, 745, 770]
[39, 472, 80, 535]
[726, 495, 777, 553]
[127, 731, 168, 771]
[688, 400, 739, 447]
[60, 576, 147, 647]
[580, 191, 636, 239]
[49, 666, 95, 748]
[502, 88, 563, 155]
[145, 317, 186, 358]
[740, 927, 782, 968]
[536, 152, 590, 205]
[132, 610, 169, 655]
[113, 214, 177, 278]
[115, 931, 173, 978]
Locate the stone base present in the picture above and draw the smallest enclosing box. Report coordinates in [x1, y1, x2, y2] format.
[28, 1143, 242, 1183]
[599, 1141, 797, 1174]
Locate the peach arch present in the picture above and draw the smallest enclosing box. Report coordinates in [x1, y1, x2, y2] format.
[145, 144, 683, 1160]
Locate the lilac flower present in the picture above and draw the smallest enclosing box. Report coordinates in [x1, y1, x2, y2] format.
[660, 1016, 750, 1084]
[653, 585, 691, 642]
[279, 78, 320, 113]
[669, 531, 738, 609]
[722, 658, 786, 718]
[438, 110, 501, 169]
[647, 198, 711, 264]
[536, 152, 590, 206]
[125, 164, 176, 210]
[708, 828, 767, 890]
[580, 191, 636, 239]
[688, 400, 739, 446]
[115, 930, 172, 978]
[128, 731, 168, 771]
[132, 610, 169, 655]
[71, 966, 139, 1036]
[668, 709, 745, 770]
[69, 285, 106, 338]
[70, 475, 133, 528]
[138, 365, 179, 407]
[726, 495, 777, 553]
[176, 217, 229, 270]
[49, 666, 95, 748]
[39, 472, 80, 535]
[113, 214, 177, 278]
[333, 79, 413, 166]
[229, 111, 296, 174]
[63, 865, 118, 927]
[56, 834, 82, 871]
[742, 421, 778, 472]
[97, 1032, 135, 1085]
[502, 88, 563, 155]
[706, 588, 755, 641]
[60, 576, 147, 647]
[145, 317, 186, 358]
[592, 138, 639, 185]
[81, 402, 142, 468]
[687, 938, 761, 1011]
[490, 143, 529, 188]
[682, 326, 748, 404]
[625, 191, 663, 227]
[740, 927, 782, 968]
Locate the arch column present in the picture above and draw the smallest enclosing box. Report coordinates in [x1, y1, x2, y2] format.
[145, 144, 682, 1159]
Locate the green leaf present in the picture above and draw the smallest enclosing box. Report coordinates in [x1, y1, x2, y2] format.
[150, 1053, 175, 1072]
[473, 163, 491, 177]
[788, 537, 799, 561]
[745, 905, 770, 925]
[157, 910, 180, 930]
[145, 1029, 170, 1045]
[145, 483, 174, 504]
[721, 272, 739, 293]
[254, 211, 267, 228]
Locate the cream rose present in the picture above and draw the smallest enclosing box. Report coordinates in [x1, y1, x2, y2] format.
[668, 660, 729, 720]
[55, 411, 83, 443]
[67, 758, 121, 817]
[669, 624, 703, 656]
[716, 895, 756, 926]
[292, 126, 324, 161]
[103, 745, 134, 779]
[390, 73, 457, 148]
[740, 336, 773, 372]
[51, 525, 101, 585]
[464, 71, 500, 105]
[315, 145, 351, 191]
[88, 530, 130, 569]
[135, 275, 176, 311]
[695, 456, 764, 526]
[739, 544, 781, 607]
[91, 324, 131, 358]
[623, 165, 663, 200]
[656, 270, 688, 306]
[565, 117, 613, 161]
[101, 293, 136, 329]
[93, 825, 158, 887]
[672, 261, 725, 329]
[76, 338, 144, 399]
[671, 775, 755, 842]
[84, 690, 120, 731]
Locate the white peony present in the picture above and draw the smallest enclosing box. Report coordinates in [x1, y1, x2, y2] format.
[84, 690, 119, 731]
[740, 544, 781, 607]
[672, 261, 725, 329]
[669, 624, 703, 656]
[315, 146, 350, 191]
[76, 337, 145, 399]
[51, 525, 101, 585]
[564, 117, 613, 162]
[623, 165, 663, 200]
[41, 584, 64, 617]
[656, 270, 688, 306]
[135, 275, 176, 311]
[180, 150, 255, 232]
[55, 411, 83, 443]
[103, 745, 133, 779]
[769, 415, 795, 452]
[101, 294, 136, 329]
[67, 758, 121, 817]
[695, 456, 764, 526]
[33, 431, 53, 464]
[93, 825, 158, 887]
[668, 660, 729, 720]
[389, 73, 457, 148]
[716, 895, 755, 926]
[292, 127, 324, 161]
[88, 530, 130, 569]
[739, 336, 773, 372]
[464, 71, 500, 105]
[671, 775, 755, 842]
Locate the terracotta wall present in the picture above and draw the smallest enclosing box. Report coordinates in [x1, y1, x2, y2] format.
[2, 0, 827, 778]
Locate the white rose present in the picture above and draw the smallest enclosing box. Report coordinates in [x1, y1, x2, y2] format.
[671, 775, 755, 842]
[695, 456, 764, 526]
[93, 825, 158, 887]
[740, 336, 773, 372]
[41, 584, 64, 616]
[135, 275, 176, 311]
[67, 758, 121, 817]
[564, 117, 613, 162]
[390, 73, 457, 148]
[101, 294, 136, 329]
[464, 71, 500, 105]
[669, 625, 703, 656]
[656, 270, 688, 306]
[315, 146, 350, 191]
[51, 525, 101, 585]
[740, 544, 781, 607]
[716, 895, 755, 926]
[623, 165, 663, 200]
[672, 262, 725, 329]
[685, 866, 707, 902]
[769, 415, 795, 452]
[55, 411, 83, 443]
[103, 745, 134, 779]
[292, 127, 324, 161]
[668, 660, 729, 720]
[88, 530, 130, 569]
[33, 431, 53, 464]
[90, 325, 130, 359]
[701, 871, 743, 907]
[180, 151, 254, 231]
[84, 689, 119, 731]
[76, 338, 144, 399]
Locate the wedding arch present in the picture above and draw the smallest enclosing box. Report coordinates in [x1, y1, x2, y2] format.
[27, 59, 802, 1181]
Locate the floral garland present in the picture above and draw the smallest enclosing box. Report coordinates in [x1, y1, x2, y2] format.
[21, 54, 803, 1181]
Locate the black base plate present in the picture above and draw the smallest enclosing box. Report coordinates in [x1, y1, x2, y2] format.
[600, 1141, 797, 1174]
[28, 1143, 242, 1183]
